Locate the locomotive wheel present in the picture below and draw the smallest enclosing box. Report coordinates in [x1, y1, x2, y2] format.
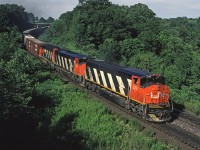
[75, 77, 78, 83]
[131, 103, 140, 115]
[142, 105, 148, 119]
[125, 99, 130, 110]
[78, 77, 82, 84]
[87, 84, 92, 90]
[72, 75, 76, 82]
[91, 84, 97, 92]
[131, 106, 137, 113]
[95, 86, 100, 94]
[50, 63, 55, 69]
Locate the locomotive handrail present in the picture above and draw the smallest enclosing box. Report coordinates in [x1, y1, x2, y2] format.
[144, 94, 151, 104]
[150, 92, 161, 99]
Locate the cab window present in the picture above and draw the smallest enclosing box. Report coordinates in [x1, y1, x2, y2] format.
[140, 76, 165, 88]
[79, 58, 87, 64]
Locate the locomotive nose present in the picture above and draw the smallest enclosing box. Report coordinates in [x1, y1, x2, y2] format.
[150, 91, 161, 103]
[151, 85, 159, 97]
[150, 85, 169, 104]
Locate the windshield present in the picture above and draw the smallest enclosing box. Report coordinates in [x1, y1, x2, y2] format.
[79, 58, 87, 64]
[140, 76, 165, 88]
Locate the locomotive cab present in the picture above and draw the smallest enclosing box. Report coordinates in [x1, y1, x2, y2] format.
[130, 75, 173, 122]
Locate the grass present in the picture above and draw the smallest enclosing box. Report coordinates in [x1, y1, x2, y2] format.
[43, 76, 175, 150]
[171, 88, 200, 115]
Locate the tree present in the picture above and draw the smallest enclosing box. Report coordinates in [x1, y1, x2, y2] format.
[0, 50, 34, 119]
[128, 3, 157, 32]
[190, 51, 200, 85]
[0, 4, 31, 31]
[82, 0, 110, 5]
[119, 38, 144, 65]
[46, 17, 55, 23]
[128, 51, 160, 72]
[0, 28, 22, 61]
[138, 30, 161, 54]
[164, 65, 183, 89]
[27, 12, 35, 23]
[99, 38, 120, 62]
[38, 17, 46, 23]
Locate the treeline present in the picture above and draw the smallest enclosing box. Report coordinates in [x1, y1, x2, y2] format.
[40, 0, 200, 114]
[0, 4, 52, 149]
[0, 4, 34, 32]
[0, 4, 54, 32]
[37, 17, 55, 23]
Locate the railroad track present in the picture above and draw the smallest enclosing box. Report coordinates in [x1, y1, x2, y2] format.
[98, 94, 200, 150]
[92, 90, 200, 150]
[169, 109, 200, 149]
[173, 109, 200, 126]
[158, 123, 200, 149]
[42, 58, 200, 150]
[107, 99, 200, 150]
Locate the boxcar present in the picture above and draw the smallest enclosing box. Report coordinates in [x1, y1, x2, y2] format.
[25, 36, 44, 57]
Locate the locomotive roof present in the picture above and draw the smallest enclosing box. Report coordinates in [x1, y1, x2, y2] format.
[23, 28, 38, 34]
[27, 37, 44, 45]
[25, 35, 34, 39]
[59, 50, 88, 59]
[44, 44, 60, 50]
[88, 59, 152, 77]
[43, 45, 88, 59]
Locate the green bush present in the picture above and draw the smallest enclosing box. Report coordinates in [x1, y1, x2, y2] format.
[50, 81, 172, 149]
[184, 101, 200, 115]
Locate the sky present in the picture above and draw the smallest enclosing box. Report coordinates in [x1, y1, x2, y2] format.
[0, 0, 200, 19]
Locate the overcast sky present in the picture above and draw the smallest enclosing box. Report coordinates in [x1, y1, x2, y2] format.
[1, 0, 200, 19]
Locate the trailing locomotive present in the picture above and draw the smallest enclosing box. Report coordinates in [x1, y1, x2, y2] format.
[23, 28, 173, 122]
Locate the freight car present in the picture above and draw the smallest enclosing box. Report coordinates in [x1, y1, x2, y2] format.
[23, 28, 173, 122]
[25, 35, 45, 57]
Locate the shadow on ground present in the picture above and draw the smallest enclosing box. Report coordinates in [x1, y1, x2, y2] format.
[0, 112, 93, 150]
[170, 101, 185, 121]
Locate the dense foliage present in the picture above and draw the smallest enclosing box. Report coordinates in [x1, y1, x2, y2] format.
[0, 4, 35, 32]
[37, 17, 55, 23]
[40, 0, 200, 115]
[0, 4, 54, 32]
[46, 80, 172, 150]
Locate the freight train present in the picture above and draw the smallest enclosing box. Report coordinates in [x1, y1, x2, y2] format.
[23, 27, 173, 122]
